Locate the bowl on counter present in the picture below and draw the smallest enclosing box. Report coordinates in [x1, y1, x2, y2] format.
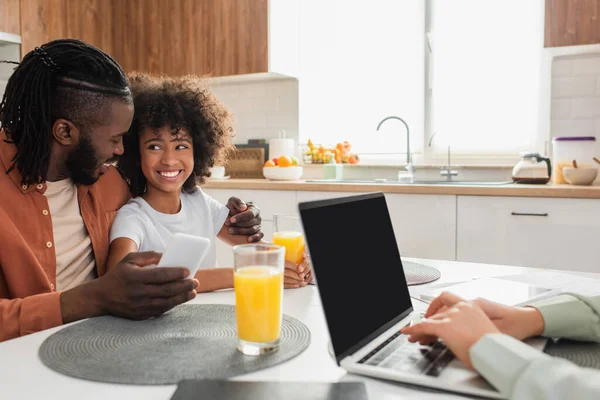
[562, 167, 598, 185]
[263, 166, 303, 181]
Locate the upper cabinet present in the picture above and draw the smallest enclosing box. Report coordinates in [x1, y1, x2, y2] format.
[19, 0, 297, 78]
[545, 0, 600, 47]
[0, 0, 20, 35]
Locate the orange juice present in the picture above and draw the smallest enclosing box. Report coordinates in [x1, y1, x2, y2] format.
[234, 266, 283, 343]
[272, 231, 305, 264]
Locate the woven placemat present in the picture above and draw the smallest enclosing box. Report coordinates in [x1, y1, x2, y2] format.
[403, 261, 441, 286]
[39, 304, 310, 385]
[544, 339, 600, 369]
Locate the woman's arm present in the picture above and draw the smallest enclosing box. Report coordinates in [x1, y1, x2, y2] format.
[107, 238, 139, 271]
[532, 294, 600, 343]
[471, 334, 600, 400]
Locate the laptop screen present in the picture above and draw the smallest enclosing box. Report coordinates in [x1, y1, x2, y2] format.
[299, 193, 413, 363]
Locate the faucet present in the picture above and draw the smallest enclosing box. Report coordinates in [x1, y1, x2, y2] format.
[376, 116, 415, 176]
[428, 133, 458, 182]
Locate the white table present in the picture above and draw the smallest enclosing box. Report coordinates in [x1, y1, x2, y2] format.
[1, 259, 598, 400]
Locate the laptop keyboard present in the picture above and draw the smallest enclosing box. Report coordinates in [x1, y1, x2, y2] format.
[358, 330, 454, 377]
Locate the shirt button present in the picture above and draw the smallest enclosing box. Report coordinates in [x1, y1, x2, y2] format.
[50, 283, 55, 291]
[37, 184, 44, 190]
[21, 184, 28, 190]
[46, 241, 53, 248]
[42, 209, 49, 216]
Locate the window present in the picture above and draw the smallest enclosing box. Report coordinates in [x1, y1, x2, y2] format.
[427, 0, 545, 162]
[298, 0, 545, 165]
[298, 1, 425, 165]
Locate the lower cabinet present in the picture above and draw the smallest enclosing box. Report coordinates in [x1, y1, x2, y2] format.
[457, 196, 600, 273]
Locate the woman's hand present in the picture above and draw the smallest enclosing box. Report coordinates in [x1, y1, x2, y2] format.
[401, 301, 500, 369]
[416, 292, 546, 345]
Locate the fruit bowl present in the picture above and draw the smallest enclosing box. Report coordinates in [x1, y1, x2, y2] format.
[562, 167, 598, 185]
[263, 166, 303, 181]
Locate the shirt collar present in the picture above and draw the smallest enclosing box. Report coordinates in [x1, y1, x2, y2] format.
[0, 129, 92, 197]
[1, 129, 47, 194]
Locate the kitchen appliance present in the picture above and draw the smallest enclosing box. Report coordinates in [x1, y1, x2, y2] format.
[512, 152, 552, 184]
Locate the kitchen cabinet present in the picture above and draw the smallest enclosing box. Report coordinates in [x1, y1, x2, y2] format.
[20, 0, 296, 78]
[295, 191, 457, 261]
[204, 188, 457, 265]
[545, 0, 600, 47]
[457, 196, 600, 273]
[385, 194, 456, 261]
[0, 0, 19, 35]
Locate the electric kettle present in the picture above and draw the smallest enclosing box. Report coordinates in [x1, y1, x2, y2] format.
[512, 152, 552, 184]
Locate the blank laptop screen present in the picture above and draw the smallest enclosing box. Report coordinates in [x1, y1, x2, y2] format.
[299, 193, 413, 362]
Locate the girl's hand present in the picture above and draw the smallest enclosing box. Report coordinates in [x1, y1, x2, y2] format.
[284, 252, 313, 288]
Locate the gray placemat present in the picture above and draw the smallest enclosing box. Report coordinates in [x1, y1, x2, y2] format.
[39, 304, 310, 385]
[403, 261, 441, 286]
[544, 339, 600, 369]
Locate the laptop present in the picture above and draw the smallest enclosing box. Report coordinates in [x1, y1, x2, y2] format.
[298, 192, 540, 399]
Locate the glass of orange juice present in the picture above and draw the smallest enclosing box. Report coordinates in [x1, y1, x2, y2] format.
[272, 214, 305, 265]
[233, 243, 284, 356]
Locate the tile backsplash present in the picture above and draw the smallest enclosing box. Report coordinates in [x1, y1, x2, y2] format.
[208, 78, 299, 146]
[551, 53, 600, 156]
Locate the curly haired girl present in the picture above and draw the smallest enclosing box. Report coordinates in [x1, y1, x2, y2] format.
[108, 73, 311, 291]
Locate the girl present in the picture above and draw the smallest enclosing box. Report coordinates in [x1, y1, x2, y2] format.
[108, 73, 311, 291]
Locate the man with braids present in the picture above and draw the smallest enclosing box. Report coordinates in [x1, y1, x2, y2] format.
[0, 39, 264, 342]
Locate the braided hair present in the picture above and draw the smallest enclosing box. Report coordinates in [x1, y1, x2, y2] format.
[0, 39, 132, 185]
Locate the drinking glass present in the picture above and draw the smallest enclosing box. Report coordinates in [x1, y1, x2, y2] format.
[272, 214, 305, 264]
[233, 244, 285, 356]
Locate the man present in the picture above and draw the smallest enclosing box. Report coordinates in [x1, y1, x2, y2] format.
[0, 39, 269, 342]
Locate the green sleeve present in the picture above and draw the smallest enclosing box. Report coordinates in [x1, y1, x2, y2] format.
[471, 333, 600, 400]
[531, 294, 600, 342]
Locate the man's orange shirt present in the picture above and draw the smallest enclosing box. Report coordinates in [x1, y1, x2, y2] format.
[0, 130, 130, 341]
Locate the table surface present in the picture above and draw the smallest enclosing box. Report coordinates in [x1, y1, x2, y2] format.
[2, 258, 598, 400]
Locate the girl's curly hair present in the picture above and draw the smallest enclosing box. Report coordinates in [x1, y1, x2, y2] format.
[118, 72, 233, 196]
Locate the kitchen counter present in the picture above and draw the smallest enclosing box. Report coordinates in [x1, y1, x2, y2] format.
[203, 179, 600, 199]
[3, 259, 600, 399]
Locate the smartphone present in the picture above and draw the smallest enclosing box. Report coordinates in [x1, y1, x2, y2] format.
[158, 233, 211, 278]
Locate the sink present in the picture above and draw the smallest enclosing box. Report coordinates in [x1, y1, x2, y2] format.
[409, 180, 512, 186]
[306, 179, 513, 186]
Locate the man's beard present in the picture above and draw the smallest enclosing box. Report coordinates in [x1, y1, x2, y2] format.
[65, 135, 103, 185]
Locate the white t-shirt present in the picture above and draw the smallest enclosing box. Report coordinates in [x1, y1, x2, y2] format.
[109, 188, 229, 269]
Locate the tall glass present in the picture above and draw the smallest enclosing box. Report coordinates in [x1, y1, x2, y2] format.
[272, 214, 306, 264]
[233, 244, 284, 356]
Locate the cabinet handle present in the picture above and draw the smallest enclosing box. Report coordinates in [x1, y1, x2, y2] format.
[510, 212, 548, 217]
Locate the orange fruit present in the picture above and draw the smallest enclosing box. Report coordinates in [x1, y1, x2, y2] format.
[278, 155, 293, 167]
[264, 160, 276, 167]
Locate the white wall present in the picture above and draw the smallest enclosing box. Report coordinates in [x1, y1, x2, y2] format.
[208, 78, 298, 145]
[0, 43, 20, 101]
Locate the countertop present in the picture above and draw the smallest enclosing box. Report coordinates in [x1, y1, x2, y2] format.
[203, 179, 600, 199]
[5, 258, 594, 399]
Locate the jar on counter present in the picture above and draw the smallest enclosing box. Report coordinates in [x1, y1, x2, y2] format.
[552, 136, 597, 184]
